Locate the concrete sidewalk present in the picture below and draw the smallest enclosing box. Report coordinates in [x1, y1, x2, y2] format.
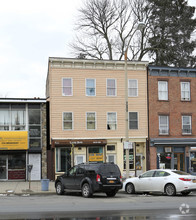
[0, 180, 56, 195]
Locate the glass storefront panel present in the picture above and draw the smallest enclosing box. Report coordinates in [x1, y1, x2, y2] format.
[190, 152, 196, 172]
[0, 155, 7, 179]
[56, 147, 71, 172]
[88, 147, 103, 162]
[124, 149, 134, 170]
[159, 153, 171, 169]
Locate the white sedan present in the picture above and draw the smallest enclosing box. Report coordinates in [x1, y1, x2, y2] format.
[123, 169, 196, 196]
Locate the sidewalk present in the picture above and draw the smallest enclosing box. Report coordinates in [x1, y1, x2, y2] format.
[0, 180, 56, 195]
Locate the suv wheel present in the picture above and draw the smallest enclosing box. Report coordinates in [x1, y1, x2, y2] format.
[82, 183, 92, 198]
[56, 182, 64, 195]
[106, 190, 118, 197]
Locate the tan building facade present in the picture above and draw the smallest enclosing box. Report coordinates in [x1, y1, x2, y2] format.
[46, 58, 148, 180]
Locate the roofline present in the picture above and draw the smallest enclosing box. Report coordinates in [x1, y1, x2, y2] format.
[0, 98, 46, 103]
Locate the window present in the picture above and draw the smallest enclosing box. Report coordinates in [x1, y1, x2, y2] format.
[181, 82, 190, 101]
[182, 115, 191, 134]
[107, 154, 116, 163]
[128, 79, 138, 97]
[11, 104, 26, 131]
[107, 112, 117, 130]
[86, 112, 96, 130]
[63, 112, 73, 130]
[159, 115, 169, 135]
[56, 147, 71, 172]
[86, 79, 96, 96]
[123, 149, 134, 170]
[154, 171, 170, 177]
[107, 79, 116, 96]
[0, 104, 9, 130]
[158, 81, 168, 100]
[62, 78, 72, 96]
[140, 170, 154, 178]
[129, 112, 138, 129]
[28, 104, 41, 149]
[107, 145, 115, 151]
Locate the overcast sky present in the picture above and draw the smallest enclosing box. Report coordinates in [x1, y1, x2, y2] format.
[0, 0, 195, 99]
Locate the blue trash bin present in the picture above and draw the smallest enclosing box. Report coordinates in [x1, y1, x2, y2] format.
[41, 179, 49, 191]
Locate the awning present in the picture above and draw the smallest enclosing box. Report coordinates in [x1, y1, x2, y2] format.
[150, 138, 196, 147]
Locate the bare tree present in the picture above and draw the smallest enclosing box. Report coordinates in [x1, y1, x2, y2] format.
[70, 0, 151, 61]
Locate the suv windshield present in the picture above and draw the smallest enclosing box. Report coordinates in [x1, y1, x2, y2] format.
[172, 170, 189, 175]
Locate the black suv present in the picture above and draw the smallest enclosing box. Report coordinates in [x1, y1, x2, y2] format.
[55, 162, 123, 198]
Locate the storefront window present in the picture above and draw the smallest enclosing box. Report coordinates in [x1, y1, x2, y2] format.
[89, 147, 103, 162]
[159, 153, 171, 169]
[190, 152, 196, 172]
[124, 149, 134, 170]
[56, 147, 71, 172]
[8, 154, 26, 169]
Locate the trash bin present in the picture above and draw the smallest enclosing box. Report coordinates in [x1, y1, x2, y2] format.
[41, 179, 50, 191]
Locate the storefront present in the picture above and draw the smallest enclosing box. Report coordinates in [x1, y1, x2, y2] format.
[0, 131, 28, 180]
[52, 139, 107, 179]
[150, 138, 196, 173]
[190, 147, 196, 175]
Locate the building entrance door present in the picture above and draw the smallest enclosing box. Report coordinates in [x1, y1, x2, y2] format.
[0, 155, 7, 180]
[174, 153, 185, 171]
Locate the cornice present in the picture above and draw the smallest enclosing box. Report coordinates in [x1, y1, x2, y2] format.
[49, 57, 148, 71]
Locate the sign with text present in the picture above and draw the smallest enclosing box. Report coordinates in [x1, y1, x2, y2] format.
[89, 153, 103, 162]
[0, 131, 28, 150]
[124, 142, 133, 149]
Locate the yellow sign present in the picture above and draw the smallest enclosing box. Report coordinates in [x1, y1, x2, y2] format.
[0, 131, 28, 150]
[89, 153, 103, 162]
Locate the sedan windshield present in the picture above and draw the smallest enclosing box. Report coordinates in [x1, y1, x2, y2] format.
[172, 170, 189, 175]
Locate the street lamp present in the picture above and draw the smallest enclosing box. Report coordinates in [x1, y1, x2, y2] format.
[124, 21, 145, 179]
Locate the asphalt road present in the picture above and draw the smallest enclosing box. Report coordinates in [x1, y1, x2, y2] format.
[0, 192, 196, 219]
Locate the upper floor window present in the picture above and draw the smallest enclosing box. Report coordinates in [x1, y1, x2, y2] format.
[86, 79, 96, 96]
[107, 112, 117, 130]
[128, 79, 138, 97]
[182, 115, 192, 134]
[107, 79, 116, 96]
[63, 112, 73, 130]
[129, 112, 138, 129]
[86, 112, 96, 130]
[11, 104, 26, 131]
[0, 104, 9, 130]
[159, 115, 169, 135]
[62, 78, 72, 96]
[158, 81, 168, 100]
[181, 82, 190, 101]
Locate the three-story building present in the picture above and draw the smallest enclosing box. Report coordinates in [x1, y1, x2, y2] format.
[46, 58, 148, 180]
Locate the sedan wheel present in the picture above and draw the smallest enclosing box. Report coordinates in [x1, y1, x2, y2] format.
[82, 183, 92, 198]
[56, 182, 64, 195]
[126, 183, 135, 194]
[165, 184, 176, 196]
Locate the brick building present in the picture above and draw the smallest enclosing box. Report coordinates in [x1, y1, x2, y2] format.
[0, 98, 47, 181]
[148, 66, 196, 174]
[46, 58, 148, 180]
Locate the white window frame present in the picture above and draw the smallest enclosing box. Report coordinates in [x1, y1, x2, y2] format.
[62, 78, 73, 96]
[106, 154, 116, 163]
[129, 112, 139, 130]
[159, 115, 169, 135]
[158, 81, 168, 100]
[182, 115, 192, 134]
[63, 112, 73, 130]
[128, 79, 138, 97]
[106, 79, 117, 96]
[86, 78, 96, 96]
[181, 82, 190, 101]
[86, 112, 96, 130]
[75, 155, 86, 165]
[107, 112, 117, 130]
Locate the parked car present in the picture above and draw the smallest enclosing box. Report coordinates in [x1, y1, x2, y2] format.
[55, 162, 123, 198]
[123, 169, 196, 196]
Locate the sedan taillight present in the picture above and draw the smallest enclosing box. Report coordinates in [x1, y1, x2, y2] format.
[179, 178, 191, 181]
[96, 174, 101, 182]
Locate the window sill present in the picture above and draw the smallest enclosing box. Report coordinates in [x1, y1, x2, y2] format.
[182, 133, 192, 136]
[157, 100, 169, 102]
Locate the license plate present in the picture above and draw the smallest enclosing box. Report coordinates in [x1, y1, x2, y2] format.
[109, 180, 114, 183]
[193, 179, 196, 183]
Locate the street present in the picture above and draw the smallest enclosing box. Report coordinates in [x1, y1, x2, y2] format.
[0, 192, 196, 219]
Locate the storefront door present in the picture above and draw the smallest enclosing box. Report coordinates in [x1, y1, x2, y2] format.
[174, 153, 185, 171]
[0, 155, 7, 180]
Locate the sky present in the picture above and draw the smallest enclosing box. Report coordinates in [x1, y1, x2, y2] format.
[0, 0, 195, 99]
